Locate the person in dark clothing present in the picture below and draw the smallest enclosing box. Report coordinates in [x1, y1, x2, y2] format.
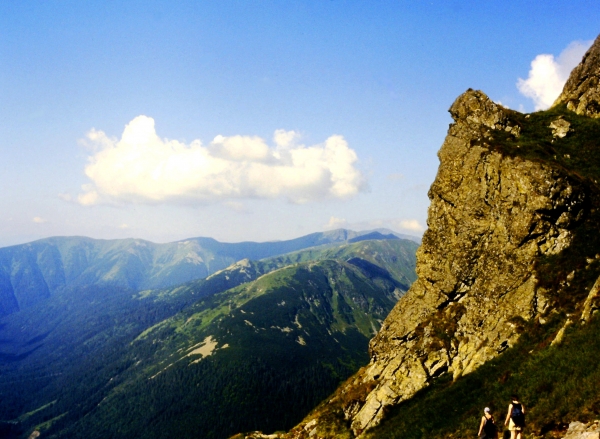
[478, 407, 498, 439]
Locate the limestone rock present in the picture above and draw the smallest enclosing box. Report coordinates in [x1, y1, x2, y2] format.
[551, 318, 572, 346]
[553, 34, 600, 117]
[550, 117, 571, 138]
[581, 276, 600, 323]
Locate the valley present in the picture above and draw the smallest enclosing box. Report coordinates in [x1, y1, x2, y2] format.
[0, 232, 418, 439]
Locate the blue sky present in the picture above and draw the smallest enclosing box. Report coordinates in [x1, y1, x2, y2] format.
[1, 1, 599, 247]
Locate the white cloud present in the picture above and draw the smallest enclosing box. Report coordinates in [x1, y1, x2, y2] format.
[392, 219, 425, 232]
[273, 129, 299, 149]
[118, 223, 129, 229]
[324, 216, 348, 230]
[33, 217, 47, 224]
[79, 116, 365, 206]
[517, 40, 593, 110]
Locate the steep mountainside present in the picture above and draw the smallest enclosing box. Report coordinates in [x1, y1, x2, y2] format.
[0, 239, 418, 439]
[257, 34, 600, 439]
[59, 258, 403, 439]
[0, 229, 411, 317]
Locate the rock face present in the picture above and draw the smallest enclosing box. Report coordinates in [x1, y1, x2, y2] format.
[262, 36, 600, 439]
[346, 89, 585, 434]
[554, 34, 600, 117]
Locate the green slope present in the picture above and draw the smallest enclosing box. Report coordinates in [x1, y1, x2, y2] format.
[50, 259, 404, 439]
[0, 260, 267, 438]
[261, 238, 417, 290]
[0, 239, 418, 439]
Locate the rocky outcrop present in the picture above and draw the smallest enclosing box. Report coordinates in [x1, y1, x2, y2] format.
[269, 88, 591, 439]
[562, 421, 600, 439]
[345, 89, 586, 434]
[553, 34, 600, 117]
[581, 275, 600, 323]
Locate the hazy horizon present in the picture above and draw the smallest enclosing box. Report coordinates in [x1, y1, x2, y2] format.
[0, 226, 422, 249]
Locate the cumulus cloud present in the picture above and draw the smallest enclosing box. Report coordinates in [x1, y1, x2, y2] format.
[33, 217, 47, 224]
[517, 40, 593, 110]
[392, 219, 425, 232]
[324, 216, 349, 230]
[78, 116, 365, 206]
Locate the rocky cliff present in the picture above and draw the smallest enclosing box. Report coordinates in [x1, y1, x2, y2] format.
[554, 34, 600, 118]
[345, 88, 586, 434]
[245, 35, 600, 439]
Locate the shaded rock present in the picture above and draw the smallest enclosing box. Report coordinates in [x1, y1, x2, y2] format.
[581, 275, 600, 323]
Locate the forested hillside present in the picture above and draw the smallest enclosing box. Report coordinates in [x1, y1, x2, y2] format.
[0, 238, 418, 439]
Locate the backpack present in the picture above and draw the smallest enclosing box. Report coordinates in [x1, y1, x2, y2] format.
[511, 403, 525, 427]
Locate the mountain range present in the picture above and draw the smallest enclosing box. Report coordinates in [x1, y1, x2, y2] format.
[0, 229, 418, 317]
[0, 231, 419, 439]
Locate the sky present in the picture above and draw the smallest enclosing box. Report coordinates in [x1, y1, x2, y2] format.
[1, 1, 599, 247]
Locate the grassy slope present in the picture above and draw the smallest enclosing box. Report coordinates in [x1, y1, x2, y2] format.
[0, 257, 266, 437]
[260, 239, 418, 290]
[365, 314, 600, 439]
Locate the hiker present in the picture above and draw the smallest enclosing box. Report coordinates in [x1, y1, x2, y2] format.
[478, 407, 498, 439]
[504, 395, 526, 439]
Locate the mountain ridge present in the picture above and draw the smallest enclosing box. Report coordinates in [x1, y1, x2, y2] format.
[0, 228, 418, 317]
